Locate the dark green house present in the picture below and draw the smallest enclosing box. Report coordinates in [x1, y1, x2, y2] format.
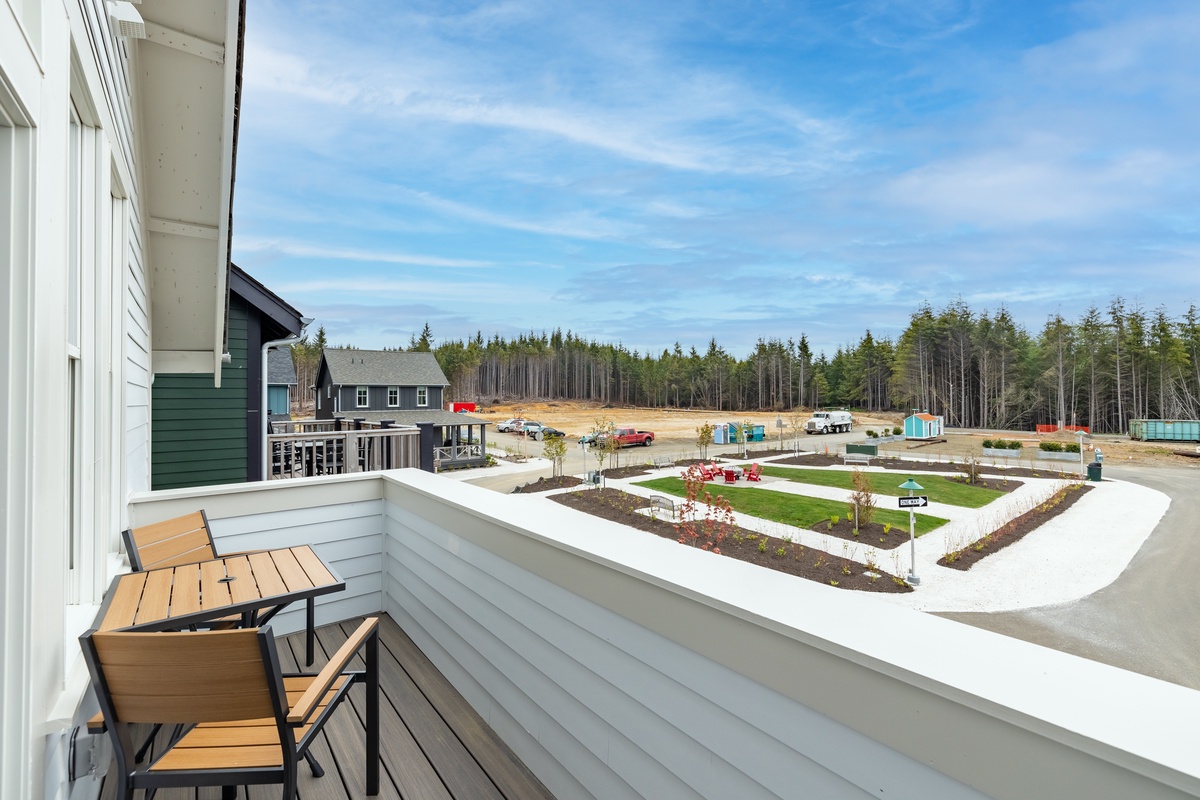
[151, 266, 305, 489]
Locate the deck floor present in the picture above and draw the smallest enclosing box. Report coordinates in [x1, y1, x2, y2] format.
[98, 614, 556, 800]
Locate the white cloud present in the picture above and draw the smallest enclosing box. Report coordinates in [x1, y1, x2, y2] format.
[235, 239, 491, 268]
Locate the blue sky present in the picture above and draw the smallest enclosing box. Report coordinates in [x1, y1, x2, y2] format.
[232, 0, 1200, 357]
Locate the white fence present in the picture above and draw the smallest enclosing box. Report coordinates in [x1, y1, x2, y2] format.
[267, 428, 420, 478]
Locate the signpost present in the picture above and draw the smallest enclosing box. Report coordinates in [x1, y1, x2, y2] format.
[898, 478, 924, 586]
[776, 414, 786, 452]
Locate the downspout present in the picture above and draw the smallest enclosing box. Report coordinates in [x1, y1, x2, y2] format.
[261, 317, 313, 480]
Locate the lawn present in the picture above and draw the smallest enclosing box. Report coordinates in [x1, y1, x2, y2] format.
[754, 466, 1006, 509]
[633, 477, 949, 535]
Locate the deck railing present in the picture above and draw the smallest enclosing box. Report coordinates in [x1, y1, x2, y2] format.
[433, 442, 483, 462]
[267, 428, 420, 479]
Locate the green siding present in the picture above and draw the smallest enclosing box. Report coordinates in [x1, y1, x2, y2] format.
[151, 300, 251, 490]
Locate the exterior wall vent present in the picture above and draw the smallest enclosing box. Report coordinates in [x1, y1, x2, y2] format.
[108, 1, 147, 39]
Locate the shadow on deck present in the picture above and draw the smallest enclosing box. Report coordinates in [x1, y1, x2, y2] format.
[99, 614, 555, 799]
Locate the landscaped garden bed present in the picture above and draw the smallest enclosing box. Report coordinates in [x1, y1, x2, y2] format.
[549, 487, 912, 593]
[512, 475, 584, 493]
[938, 483, 1093, 570]
[771, 453, 1078, 479]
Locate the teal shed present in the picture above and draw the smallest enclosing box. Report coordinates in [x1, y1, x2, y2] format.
[904, 412, 943, 440]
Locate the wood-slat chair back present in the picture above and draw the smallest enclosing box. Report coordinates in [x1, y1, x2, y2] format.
[87, 628, 282, 724]
[122, 511, 217, 571]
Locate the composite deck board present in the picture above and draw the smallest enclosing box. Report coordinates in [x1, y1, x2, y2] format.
[94, 613, 554, 800]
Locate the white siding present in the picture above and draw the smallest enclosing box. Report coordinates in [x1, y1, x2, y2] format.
[0, 1, 146, 797]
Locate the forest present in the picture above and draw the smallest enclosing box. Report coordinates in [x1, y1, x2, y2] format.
[289, 299, 1200, 435]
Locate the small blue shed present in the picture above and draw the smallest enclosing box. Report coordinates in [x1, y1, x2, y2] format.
[904, 412, 943, 440]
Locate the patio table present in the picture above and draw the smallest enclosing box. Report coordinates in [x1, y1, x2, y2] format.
[94, 545, 344, 665]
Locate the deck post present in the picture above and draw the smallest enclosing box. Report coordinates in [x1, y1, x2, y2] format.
[417, 423, 436, 472]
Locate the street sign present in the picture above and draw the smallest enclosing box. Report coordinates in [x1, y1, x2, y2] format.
[898, 496, 928, 508]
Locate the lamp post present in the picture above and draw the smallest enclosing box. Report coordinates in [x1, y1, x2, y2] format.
[1075, 429, 1087, 476]
[899, 478, 923, 586]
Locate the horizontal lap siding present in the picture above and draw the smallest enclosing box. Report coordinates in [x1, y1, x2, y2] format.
[150, 299, 249, 489]
[382, 502, 911, 800]
[208, 498, 386, 635]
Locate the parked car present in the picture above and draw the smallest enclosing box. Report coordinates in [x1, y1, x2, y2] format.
[516, 421, 542, 436]
[496, 418, 525, 433]
[533, 426, 565, 441]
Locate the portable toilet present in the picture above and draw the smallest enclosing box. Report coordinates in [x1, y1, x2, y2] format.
[904, 412, 943, 440]
[713, 423, 730, 445]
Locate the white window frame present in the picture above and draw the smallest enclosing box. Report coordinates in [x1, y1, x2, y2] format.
[357, 386, 369, 408]
[387, 386, 399, 407]
[417, 385, 428, 407]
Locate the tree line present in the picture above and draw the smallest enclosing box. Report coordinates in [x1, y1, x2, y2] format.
[287, 298, 1200, 434]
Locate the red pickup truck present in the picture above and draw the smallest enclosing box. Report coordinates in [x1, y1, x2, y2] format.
[599, 426, 655, 448]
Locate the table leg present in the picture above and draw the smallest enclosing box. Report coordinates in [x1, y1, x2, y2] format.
[306, 597, 316, 665]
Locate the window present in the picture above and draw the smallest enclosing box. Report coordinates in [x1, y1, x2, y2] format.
[357, 386, 369, 408]
[417, 386, 428, 407]
[388, 386, 399, 407]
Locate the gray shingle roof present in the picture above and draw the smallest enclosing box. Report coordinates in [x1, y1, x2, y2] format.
[323, 349, 449, 387]
[268, 348, 297, 385]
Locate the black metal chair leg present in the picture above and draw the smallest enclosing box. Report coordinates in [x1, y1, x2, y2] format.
[306, 598, 316, 665]
[134, 722, 163, 763]
[304, 750, 326, 778]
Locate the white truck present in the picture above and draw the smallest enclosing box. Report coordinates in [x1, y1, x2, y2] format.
[804, 410, 853, 434]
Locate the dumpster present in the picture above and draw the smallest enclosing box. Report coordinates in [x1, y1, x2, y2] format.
[1087, 461, 1102, 482]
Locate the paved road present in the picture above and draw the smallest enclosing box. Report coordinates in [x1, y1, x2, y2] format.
[938, 464, 1200, 690]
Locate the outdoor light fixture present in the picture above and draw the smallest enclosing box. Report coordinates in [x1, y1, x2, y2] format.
[108, 1, 146, 39]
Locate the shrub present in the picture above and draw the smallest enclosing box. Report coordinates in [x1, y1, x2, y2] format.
[1039, 441, 1063, 452]
[982, 439, 993, 448]
[866, 429, 878, 438]
[1064, 442, 1081, 453]
[985, 438, 1022, 450]
[893, 426, 902, 435]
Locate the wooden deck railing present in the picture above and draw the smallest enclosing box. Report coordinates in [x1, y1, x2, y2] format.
[268, 428, 420, 479]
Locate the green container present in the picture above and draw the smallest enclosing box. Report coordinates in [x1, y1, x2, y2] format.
[1087, 462, 1102, 482]
[846, 443, 878, 456]
[1129, 419, 1200, 442]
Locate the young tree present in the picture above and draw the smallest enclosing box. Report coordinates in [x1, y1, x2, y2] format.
[847, 469, 877, 530]
[542, 434, 567, 478]
[589, 418, 617, 487]
[695, 422, 715, 460]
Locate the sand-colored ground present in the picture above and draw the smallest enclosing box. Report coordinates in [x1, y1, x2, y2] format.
[475, 400, 1200, 467]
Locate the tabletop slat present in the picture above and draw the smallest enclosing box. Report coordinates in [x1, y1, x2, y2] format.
[270, 548, 313, 593]
[200, 559, 232, 611]
[100, 571, 148, 631]
[134, 568, 173, 625]
[248, 551, 289, 598]
[223, 556, 259, 604]
[171, 563, 202, 618]
[292, 545, 336, 587]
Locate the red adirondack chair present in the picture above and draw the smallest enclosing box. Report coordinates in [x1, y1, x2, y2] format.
[746, 463, 762, 482]
[723, 468, 738, 484]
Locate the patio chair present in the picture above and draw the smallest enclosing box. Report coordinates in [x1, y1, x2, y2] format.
[80, 617, 380, 800]
[746, 464, 762, 482]
[723, 468, 738, 484]
[697, 463, 717, 481]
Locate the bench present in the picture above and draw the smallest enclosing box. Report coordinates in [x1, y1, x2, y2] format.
[653, 455, 675, 469]
[842, 452, 872, 466]
[649, 495, 676, 517]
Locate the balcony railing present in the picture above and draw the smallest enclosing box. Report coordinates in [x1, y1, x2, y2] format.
[433, 442, 483, 463]
[267, 428, 420, 478]
[126, 471, 1200, 800]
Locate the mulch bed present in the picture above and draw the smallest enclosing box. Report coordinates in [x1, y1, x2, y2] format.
[601, 465, 654, 479]
[772, 453, 1077, 480]
[938, 483, 1094, 570]
[808, 519, 912, 551]
[512, 475, 584, 493]
[549, 489, 912, 593]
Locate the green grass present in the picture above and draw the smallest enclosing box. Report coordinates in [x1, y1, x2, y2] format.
[753, 466, 1005, 509]
[634, 478, 949, 535]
